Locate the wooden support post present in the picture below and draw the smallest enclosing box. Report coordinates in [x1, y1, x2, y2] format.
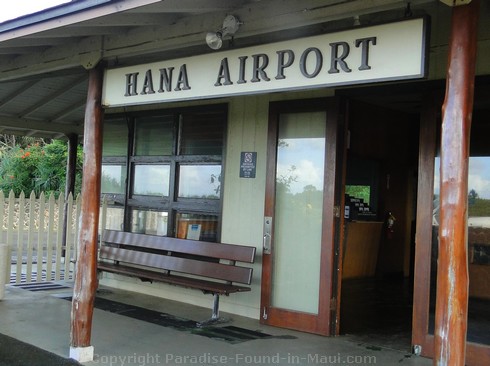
[65, 134, 78, 197]
[434, 1, 479, 365]
[69, 64, 104, 363]
[62, 133, 78, 258]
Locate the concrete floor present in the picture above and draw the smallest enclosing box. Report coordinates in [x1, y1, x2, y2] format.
[0, 282, 433, 366]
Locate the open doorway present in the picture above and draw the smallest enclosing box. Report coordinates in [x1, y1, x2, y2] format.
[339, 99, 420, 352]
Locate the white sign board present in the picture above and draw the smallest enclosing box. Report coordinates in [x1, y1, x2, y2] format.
[102, 18, 428, 107]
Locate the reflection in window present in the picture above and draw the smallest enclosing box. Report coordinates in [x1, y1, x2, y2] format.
[272, 111, 325, 314]
[103, 119, 128, 157]
[433, 156, 490, 228]
[101, 106, 225, 241]
[101, 165, 126, 194]
[178, 165, 221, 199]
[131, 209, 168, 235]
[176, 213, 218, 241]
[134, 115, 174, 156]
[468, 157, 490, 224]
[101, 207, 124, 231]
[180, 112, 225, 155]
[133, 165, 170, 196]
[431, 155, 490, 344]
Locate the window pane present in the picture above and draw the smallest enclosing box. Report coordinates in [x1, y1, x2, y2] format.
[101, 165, 126, 194]
[178, 165, 221, 199]
[272, 111, 325, 314]
[131, 209, 168, 235]
[135, 115, 174, 155]
[180, 111, 225, 155]
[133, 164, 170, 196]
[176, 213, 218, 241]
[100, 207, 124, 231]
[431, 154, 490, 345]
[467, 156, 490, 345]
[103, 118, 128, 157]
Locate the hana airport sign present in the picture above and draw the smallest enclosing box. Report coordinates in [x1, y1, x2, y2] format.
[102, 17, 428, 107]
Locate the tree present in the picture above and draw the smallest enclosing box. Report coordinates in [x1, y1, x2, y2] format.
[0, 139, 83, 197]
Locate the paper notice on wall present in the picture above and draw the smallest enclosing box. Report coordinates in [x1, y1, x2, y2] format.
[186, 224, 201, 240]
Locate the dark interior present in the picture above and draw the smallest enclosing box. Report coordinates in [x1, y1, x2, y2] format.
[338, 78, 490, 351]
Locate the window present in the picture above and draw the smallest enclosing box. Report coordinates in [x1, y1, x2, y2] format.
[102, 118, 128, 197]
[133, 164, 170, 196]
[101, 105, 226, 241]
[101, 165, 126, 194]
[131, 209, 168, 235]
[178, 165, 221, 199]
[176, 213, 218, 241]
[134, 116, 174, 156]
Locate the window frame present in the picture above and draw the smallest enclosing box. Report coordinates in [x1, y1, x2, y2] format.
[101, 104, 227, 240]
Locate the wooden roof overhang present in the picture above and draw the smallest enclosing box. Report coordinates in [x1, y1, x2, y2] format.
[0, 0, 441, 140]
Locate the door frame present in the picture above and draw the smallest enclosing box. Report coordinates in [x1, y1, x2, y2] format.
[260, 97, 346, 336]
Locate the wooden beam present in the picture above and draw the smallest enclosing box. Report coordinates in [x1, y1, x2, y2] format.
[434, 1, 479, 365]
[0, 0, 435, 81]
[69, 63, 104, 362]
[0, 115, 83, 136]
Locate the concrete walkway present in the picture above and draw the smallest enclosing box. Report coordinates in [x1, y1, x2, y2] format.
[0, 283, 433, 366]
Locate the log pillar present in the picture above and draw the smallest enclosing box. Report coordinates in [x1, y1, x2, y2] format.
[434, 1, 479, 365]
[69, 63, 104, 362]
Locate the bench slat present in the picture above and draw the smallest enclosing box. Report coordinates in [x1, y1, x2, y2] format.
[98, 262, 251, 295]
[99, 246, 253, 285]
[102, 230, 256, 263]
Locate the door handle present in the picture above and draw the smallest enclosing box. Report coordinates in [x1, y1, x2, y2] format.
[263, 216, 272, 254]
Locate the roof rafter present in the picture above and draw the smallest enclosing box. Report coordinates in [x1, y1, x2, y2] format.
[0, 114, 83, 136]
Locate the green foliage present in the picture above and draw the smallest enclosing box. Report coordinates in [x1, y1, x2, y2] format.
[0, 139, 83, 197]
[468, 197, 490, 217]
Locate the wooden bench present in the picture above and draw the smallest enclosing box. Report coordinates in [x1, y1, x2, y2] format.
[97, 229, 256, 326]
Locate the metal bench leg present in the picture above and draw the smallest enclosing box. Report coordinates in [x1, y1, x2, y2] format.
[212, 293, 220, 320]
[196, 294, 231, 327]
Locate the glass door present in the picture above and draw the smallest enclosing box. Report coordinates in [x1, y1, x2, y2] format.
[260, 98, 344, 335]
[412, 102, 490, 365]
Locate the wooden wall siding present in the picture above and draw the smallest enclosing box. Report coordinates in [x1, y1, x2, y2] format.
[222, 96, 269, 247]
[220, 96, 269, 314]
[1, 191, 80, 284]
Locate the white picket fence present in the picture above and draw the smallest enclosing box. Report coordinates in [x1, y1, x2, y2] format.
[1, 191, 81, 284]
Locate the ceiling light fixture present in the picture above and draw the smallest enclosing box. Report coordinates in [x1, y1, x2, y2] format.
[206, 15, 242, 50]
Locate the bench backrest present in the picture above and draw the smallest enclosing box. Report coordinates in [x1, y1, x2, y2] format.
[99, 230, 256, 285]
[102, 230, 256, 263]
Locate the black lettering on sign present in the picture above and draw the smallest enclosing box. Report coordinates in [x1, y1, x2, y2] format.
[300, 47, 322, 78]
[355, 37, 377, 71]
[140, 70, 155, 95]
[328, 42, 352, 74]
[275, 50, 295, 80]
[251, 54, 271, 82]
[215, 58, 233, 86]
[124, 72, 139, 96]
[174, 64, 191, 91]
[158, 67, 174, 92]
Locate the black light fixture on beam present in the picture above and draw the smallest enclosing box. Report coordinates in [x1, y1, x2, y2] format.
[206, 15, 242, 50]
